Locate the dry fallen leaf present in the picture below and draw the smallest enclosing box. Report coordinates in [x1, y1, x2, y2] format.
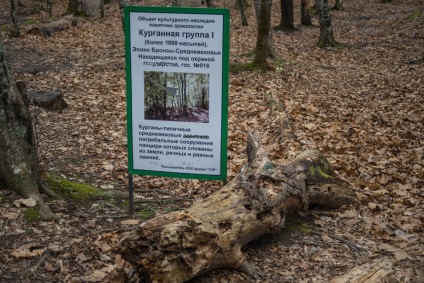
[394, 249, 411, 261]
[11, 243, 46, 258]
[2, 212, 20, 219]
[13, 198, 37, 207]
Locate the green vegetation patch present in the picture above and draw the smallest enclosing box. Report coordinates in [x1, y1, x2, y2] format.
[275, 216, 312, 241]
[407, 10, 423, 21]
[285, 218, 312, 234]
[137, 206, 157, 220]
[46, 174, 109, 202]
[24, 207, 41, 222]
[229, 62, 258, 74]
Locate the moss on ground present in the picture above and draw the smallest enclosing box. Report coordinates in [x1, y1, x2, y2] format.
[229, 62, 258, 74]
[24, 207, 41, 222]
[407, 10, 423, 21]
[46, 174, 110, 203]
[275, 216, 313, 241]
[137, 206, 157, 220]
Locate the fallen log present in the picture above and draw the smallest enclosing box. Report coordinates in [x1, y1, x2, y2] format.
[117, 132, 358, 282]
[30, 90, 68, 111]
[28, 16, 77, 37]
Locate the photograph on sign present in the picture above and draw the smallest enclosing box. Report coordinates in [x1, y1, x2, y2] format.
[125, 6, 229, 180]
[144, 71, 210, 123]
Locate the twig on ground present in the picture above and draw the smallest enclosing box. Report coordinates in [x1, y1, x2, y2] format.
[18, 249, 51, 278]
[311, 231, 362, 252]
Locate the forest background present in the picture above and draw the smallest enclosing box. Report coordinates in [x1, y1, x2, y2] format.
[0, 0, 423, 282]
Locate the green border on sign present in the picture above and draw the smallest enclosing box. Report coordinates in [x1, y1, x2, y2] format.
[124, 6, 229, 180]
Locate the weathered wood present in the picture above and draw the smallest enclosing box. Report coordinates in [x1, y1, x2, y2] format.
[30, 90, 68, 111]
[28, 16, 77, 37]
[117, 132, 358, 283]
[330, 257, 396, 283]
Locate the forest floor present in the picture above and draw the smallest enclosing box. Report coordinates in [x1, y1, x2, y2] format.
[1, 0, 423, 282]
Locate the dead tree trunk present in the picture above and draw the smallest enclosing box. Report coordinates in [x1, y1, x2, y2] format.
[0, 34, 54, 219]
[117, 132, 358, 282]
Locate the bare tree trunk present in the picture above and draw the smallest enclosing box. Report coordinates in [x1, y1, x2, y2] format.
[301, 0, 312, 26]
[253, 0, 261, 19]
[47, 0, 53, 17]
[117, 0, 127, 31]
[117, 132, 358, 282]
[316, 0, 340, 47]
[333, 0, 344, 10]
[252, 0, 273, 69]
[10, 0, 20, 36]
[67, 0, 102, 18]
[237, 0, 248, 26]
[0, 34, 54, 219]
[205, 0, 216, 7]
[279, 0, 295, 30]
[100, 0, 104, 18]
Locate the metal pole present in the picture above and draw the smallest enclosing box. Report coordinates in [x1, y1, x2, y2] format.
[128, 173, 134, 215]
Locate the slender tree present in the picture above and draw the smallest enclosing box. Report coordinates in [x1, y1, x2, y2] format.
[47, 0, 53, 17]
[301, 0, 312, 26]
[0, 34, 55, 219]
[253, 0, 261, 19]
[10, 0, 20, 36]
[316, 0, 340, 47]
[205, 0, 216, 7]
[279, 0, 295, 30]
[252, 0, 274, 69]
[237, 0, 248, 26]
[333, 0, 344, 10]
[117, 0, 127, 30]
[100, 0, 104, 18]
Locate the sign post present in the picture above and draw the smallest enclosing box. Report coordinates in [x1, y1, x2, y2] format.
[124, 6, 229, 208]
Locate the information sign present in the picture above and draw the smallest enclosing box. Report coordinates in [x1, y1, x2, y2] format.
[125, 6, 229, 180]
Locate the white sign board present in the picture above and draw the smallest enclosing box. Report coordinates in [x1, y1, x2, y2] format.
[125, 6, 229, 180]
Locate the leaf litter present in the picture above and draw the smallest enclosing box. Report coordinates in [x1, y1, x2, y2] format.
[0, 0, 423, 282]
